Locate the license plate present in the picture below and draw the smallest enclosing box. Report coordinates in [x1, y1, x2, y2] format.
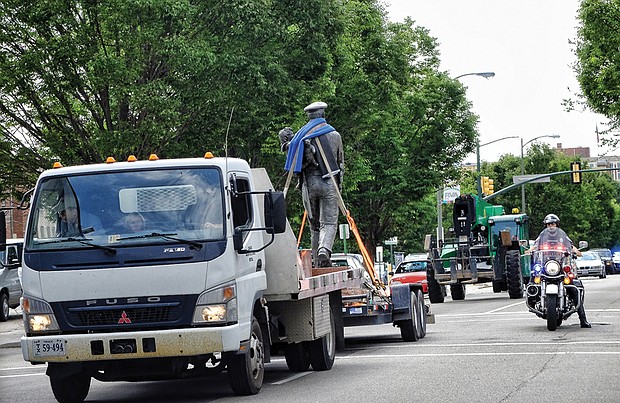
[349, 307, 363, 315]
[33, 339, 66, 357]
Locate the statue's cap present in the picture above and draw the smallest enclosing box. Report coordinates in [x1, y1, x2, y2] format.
[304, 101, 327, 112]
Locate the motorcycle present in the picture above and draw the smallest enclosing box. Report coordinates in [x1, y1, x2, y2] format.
[525, 239, 585, 331]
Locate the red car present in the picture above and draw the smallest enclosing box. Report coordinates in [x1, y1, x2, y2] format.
[390, 254, 430, 293]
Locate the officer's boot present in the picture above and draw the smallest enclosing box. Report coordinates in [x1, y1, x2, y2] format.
[578, 304, 591, 328]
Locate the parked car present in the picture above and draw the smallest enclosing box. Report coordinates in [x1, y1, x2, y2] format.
[613, 252, 620, 274]
[589, 248, 615, 275]
[0, 238, 23, 321]
[576, 251, 606, 279]
[389, 253, 432, 293]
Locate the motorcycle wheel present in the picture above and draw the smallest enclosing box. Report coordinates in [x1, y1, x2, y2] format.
[546, 295, 559, 331]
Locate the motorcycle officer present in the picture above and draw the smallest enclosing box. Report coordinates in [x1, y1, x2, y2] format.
[528, 214, 591, 328]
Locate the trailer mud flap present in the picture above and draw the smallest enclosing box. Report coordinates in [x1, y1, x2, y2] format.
[390, 284, 412, 322]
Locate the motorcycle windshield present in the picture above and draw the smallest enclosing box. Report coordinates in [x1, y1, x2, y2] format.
[532, 239, 569, 265]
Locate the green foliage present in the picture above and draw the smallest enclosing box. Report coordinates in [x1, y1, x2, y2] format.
[574, 0, 620, 140]
[0, 0, 479, 258]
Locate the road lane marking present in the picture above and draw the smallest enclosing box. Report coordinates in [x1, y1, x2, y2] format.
[485, 301, 525, 314]
[346, 340, 620, 349]
[0, 372, 46, 379]
[436, 308, 620, 317]
[337, 351, 620, 359]
[271, 371, 312, 385]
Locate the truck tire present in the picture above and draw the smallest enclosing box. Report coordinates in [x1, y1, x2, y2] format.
[506, 250, 524, 299]
[428, 278, 445, 303]
[546, 294, 558, 331]
[228, 317, 264, 395]
[450, 284, 466, 300]
[308, 306, 336, 371]
[0, 293, 9, 322]
[284, 343, 310, 372]
[399, 291, 420, 342]
[414, 289, 427, 339]
[50, 372, 91, 403]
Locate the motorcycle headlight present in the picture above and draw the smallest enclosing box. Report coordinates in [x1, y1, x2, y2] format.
[192, 283, 237, 325]
[22, 296, 60, 334]
[545, 260, 561, 276]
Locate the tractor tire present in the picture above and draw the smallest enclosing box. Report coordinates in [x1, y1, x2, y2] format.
[428, 277, 445, 303]
[506, 250, 524, 299]
[450, 284, 466, 301]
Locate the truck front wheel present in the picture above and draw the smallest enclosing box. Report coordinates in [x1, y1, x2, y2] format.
[227, 317, 264, 395]
[414, 289, 427, 339]
[307, 307, 336, 371]
[49, 371, 91, 403]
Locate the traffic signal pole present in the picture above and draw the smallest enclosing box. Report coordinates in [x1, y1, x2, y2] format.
[483, 167, 619, 202]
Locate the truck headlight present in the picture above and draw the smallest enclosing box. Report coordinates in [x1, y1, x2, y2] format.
[21, 296, 60, 334]
[192, 283, 238, 324]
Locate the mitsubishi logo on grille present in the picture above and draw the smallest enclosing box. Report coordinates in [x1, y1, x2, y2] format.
[118, 311, 132, 324]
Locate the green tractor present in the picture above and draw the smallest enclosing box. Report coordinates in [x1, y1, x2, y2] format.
[426, 194, 530, 303]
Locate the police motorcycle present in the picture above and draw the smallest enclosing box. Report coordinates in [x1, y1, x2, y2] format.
[525, 238, 588, 331]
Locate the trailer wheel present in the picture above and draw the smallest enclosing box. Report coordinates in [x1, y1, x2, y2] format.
[50, 372, 91, 403]
[308, 306, 336, 371]
[228, 317, 264, 395]
[284, 342, 310, 372]
[450, 284, 466, 300]
[399, 291, 420, 342]
[414, 289, 427, 339]
[428, 278, 445, 303]
[506, 250, 524, 299]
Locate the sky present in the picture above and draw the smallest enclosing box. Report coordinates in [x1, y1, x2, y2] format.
[384, 0, 611, 164]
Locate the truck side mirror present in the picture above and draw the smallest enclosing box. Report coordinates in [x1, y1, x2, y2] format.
[264, 191, 286, 234]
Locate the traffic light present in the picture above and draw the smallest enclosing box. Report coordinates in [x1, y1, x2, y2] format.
[481, 176, 489, 195]
[481, 176, 495, 195]
[571, 162, 582, 184]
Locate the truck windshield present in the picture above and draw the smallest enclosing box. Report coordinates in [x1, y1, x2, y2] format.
[26, 168, 224, 251]
[490, 221, 519, 248]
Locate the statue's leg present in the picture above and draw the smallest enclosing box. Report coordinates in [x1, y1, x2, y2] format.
[303, 178, 321, 265]
[317, 180, 339, 267]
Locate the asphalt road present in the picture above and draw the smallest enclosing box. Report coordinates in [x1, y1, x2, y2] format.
[1, 275, 619, 402]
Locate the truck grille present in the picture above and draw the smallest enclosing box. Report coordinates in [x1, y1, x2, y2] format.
[66, 305, 182, 327]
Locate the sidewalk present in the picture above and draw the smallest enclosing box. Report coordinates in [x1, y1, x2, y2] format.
[0, 306, 24, 349]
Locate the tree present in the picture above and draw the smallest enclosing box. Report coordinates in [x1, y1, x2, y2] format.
[0, 0, 480, 259]
[574, 0, 620, 143]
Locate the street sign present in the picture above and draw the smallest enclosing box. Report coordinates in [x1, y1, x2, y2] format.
[385, 237, 398, 246]
[339, 224, 350, 239]
[512, 174, 550, 184]
[443, 186, 460, 203]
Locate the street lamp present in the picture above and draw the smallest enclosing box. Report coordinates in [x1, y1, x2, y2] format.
[520, 134, 561, 213]
[436, 71, 497, 243]
[476, 136, 519, 197]
[455, 72, 496, 80]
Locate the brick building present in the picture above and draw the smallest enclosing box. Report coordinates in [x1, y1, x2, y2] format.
[1, 199, 28, 239]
